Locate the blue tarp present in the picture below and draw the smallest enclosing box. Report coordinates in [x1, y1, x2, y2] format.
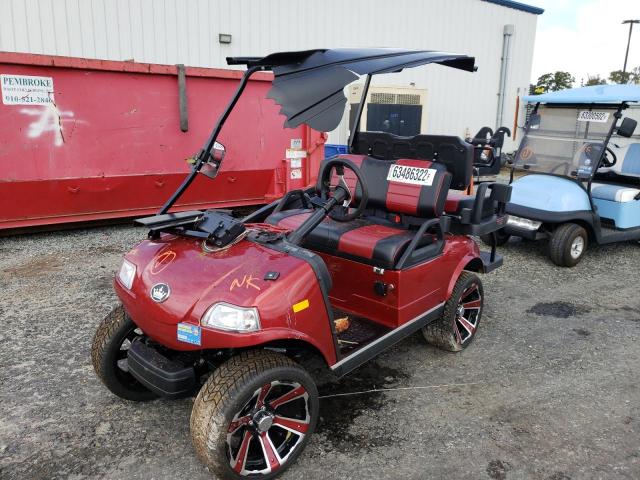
[523, 84, 640, 104]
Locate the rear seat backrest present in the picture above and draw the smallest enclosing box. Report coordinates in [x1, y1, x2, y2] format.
[321, 154, 452, 218]
[351, 131, 474, 190]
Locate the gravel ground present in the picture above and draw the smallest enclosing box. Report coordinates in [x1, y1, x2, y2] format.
[1, 224, 639, 480]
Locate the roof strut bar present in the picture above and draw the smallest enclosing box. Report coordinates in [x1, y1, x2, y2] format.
[159, 65, 262, 214]
[348, 74, 372, 154]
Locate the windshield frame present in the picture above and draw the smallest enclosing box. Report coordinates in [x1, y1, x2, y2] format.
[510, 102, 626, 188]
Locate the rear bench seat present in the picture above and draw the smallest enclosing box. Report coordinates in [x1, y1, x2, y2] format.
[445, 191, 476, 215]
[266, 154, 451, 269]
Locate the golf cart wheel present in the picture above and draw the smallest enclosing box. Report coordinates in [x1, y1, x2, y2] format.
[479, 229, 511, 247]
[191, 350, 318, 480]
[549, 223, 588, 267]
[422, 272, 484, 352]
[91, 304, 157, 401]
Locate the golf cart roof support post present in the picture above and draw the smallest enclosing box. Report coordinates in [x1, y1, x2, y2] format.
[586, 104, 626, 200]
[510, 102, 540, 184]
[348, 74, 372, 154]
[159, 65, 262, 215]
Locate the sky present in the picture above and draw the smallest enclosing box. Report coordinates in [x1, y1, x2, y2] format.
[530, 0, 640, 85]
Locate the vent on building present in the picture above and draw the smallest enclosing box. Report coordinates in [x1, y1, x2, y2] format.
[369, 92, 421, 105]
[370, 92, 396, 104]
[396, 94, 421, 105]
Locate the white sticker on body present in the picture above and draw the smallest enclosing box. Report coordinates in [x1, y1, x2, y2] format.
[286, 148, 307, 159]
[290, 168, 302, 179]
[386, 164, 436, 186]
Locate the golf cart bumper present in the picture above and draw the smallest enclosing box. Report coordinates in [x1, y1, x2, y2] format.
[504, 223, 543, 240]
[127, 338, 196, 399]
[503, 213, 545, 240]
[504, 203, 595, 240]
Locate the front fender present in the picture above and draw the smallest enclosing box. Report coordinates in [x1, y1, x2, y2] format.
[446, 251, 482, 299]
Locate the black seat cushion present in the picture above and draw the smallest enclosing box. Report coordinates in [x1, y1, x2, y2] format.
[266, 209, 434, 269]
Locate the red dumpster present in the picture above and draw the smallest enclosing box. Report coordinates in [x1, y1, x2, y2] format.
[0, 52, 326, 231]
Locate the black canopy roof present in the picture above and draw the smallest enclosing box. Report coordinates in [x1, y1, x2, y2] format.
[227, 48, 477, 132]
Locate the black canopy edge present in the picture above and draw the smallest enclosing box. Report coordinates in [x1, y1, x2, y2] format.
[229, 48, 476, 131]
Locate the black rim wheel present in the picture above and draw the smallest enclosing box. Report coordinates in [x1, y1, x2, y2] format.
[453, 282, 482, 346]
[226, 381, 311, 476]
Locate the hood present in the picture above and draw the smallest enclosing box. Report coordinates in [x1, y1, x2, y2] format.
[122, 234, 315, 326]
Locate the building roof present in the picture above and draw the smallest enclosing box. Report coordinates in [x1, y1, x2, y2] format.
[482, 0, 544, 15]
[523, 84, 640, 104]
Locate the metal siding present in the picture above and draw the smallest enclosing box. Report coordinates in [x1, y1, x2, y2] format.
[0, 0, 536, 149]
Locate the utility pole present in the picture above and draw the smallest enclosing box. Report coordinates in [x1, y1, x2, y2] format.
[622, 19, 639, 75]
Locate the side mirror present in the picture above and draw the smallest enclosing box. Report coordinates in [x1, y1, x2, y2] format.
[618, 118, 637, 138]
[201, 142, 226, 179]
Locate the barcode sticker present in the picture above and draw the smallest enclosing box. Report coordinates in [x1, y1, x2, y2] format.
[577, 111, 610, 123]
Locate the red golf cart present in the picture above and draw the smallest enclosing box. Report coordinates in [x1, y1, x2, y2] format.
[91, 49, 511, 479]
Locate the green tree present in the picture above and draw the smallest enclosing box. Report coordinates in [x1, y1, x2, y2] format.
[609, 70, 632, 84]
[585, 74, 606, 86]
[609, 68, 640, 84]
[535, 71, 575, 92]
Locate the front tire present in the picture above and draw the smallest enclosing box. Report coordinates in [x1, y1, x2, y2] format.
[422, 272, 484, 352]
[91, 304, 157, 401]
[548, 223, 588, 267]
[190, 350, 318, 479]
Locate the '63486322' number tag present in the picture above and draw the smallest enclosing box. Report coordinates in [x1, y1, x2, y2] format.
[386, 164, 437, 186]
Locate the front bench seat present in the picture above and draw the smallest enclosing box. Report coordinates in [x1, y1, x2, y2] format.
[591, 143, 640, 203]
[266, 155, 452, 269]
[268, 210, 436, 269]
[591, 183, 640, 202]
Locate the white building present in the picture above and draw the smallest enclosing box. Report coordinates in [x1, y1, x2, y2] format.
[0, 0, 542, 150]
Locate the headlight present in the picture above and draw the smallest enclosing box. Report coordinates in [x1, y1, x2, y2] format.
[201, 303, 260, 332]
[118, 259, 136, 289]
[506, 215, 542, 231]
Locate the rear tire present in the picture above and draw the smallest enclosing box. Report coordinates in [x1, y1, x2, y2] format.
[548, 223, 588, 267]
[190, 350, 318, 479]
[422, 272, 484, 352]
[480, 230, 511, 247]
[91, 304, 157, 401]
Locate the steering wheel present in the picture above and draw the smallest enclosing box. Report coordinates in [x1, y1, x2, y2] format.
[318, 158, 369, 222]
[600, 147, 617, 168]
